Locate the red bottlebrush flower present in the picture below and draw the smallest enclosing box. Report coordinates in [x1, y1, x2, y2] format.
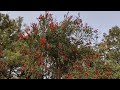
[96, 70, 100, 73]
[48, 15, 53, 21]
[36, 51, 40, 55]
[97, 73, 100, 77]
[91, 75, 94, 79]
[78, 65, 82, 70]
[18, 33, 23, 38]
[74, 19, 80, 25]
[104, 75, 108, 79]
[109, 73, 112, 76]
[20, 66, 25, 72]
[83, 60, 87, 62]
[28, 52, 32, 55]
[94, 54, 99, 59]
[41, 45, 45, 48]
[84, 72, 89, 76]
[78, 72, 82, 74]
[40, 38, 46, 45]
[18, 33, 25, 41]
[31, 23, 37, 29]
[69, 75, 73, 79]
[31, 23, 38, 34]
[19, 37, 23, 41]
[39, 15, 44, 20]
[64, 56, 68, 61]
[82, 60, 87, 63]
[86, 55, 90, 59]
[35, 55, 39, 59]
[25, 35, 29, 39]
[49, 22, 58, 31]
[34, 27, 38, 34]
[109, 70, 112, 73]
[96, 70, 100, 77]
[89, 60, 92, 63]
[65, 75, 69, 78]
[40, 45, 45, 48]
[73, 65, 78, 68]
[49, 22, 54, 28]
[20, 64, 27, 72]
[39, 57, 44, 63]
[87, 64, 90, 69]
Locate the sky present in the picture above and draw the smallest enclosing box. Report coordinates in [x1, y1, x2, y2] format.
[1, 11, 120, 43]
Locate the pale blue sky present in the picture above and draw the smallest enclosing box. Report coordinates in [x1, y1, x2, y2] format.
[1, 11, 120, 42]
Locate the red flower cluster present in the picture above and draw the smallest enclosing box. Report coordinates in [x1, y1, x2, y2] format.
[39, 57, 44, 63]
[65, 74, 73, 79]
[18, 33, 24, 41]
[39, 15, 45, 20]
[34, 50, 41, 59]
[74, 18, 81, 25]
[86, 55, 91, 59]
[18, 31, 30, 41]
[73, 65, 82, 70]
[73, 65, 77, 68]
[48, 22, 58, 32]
[40, 38, 46, 45]
[64, 56, 68, 61]
[94, 54, 99, 59]
[20, 63, 27, 72]
[36, 56, 45, 66]
[36, 50, 40, 55]
[31, 23, 38, 34]
[78, 65, 82, 70]
[84, 72, 89, 76]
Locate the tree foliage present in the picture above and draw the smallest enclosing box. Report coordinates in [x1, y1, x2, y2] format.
[0, 13, 23, 78]
[0, 12, 115, 79]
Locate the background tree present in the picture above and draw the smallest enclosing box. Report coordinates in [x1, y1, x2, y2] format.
[0, 13, 23, 78]
[102, 26, 120, 78]
[103, 26, 120, 63]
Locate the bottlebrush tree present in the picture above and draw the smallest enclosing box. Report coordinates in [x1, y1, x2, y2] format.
[17, 12, 113, 79]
